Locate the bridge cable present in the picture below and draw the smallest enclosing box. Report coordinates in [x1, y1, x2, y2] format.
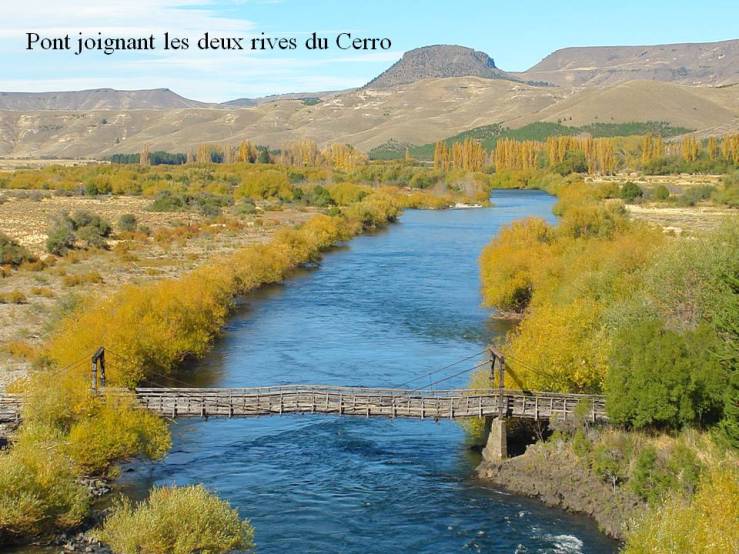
[408, 359, 490, 394]
[395, 348, 489, 388]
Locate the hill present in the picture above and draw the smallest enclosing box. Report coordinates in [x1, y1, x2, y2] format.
[2, 77, 737, 159]
[365, 45, 516, 88]
[517, 39, 739, 87]
[0, 88, 210, 111]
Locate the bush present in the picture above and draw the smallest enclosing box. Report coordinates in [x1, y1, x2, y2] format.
[653, 184, 670, 200]
[71, 210, 112, 238]
[62, 271, 103, 287]
[624, 465, 739, 553]
[0, 425, 89, 540]
[606, 320, 726, 429]
[66, 394, 170, 475]
[234, 199, 257, 216]
[619, 181, 644, 202]
[0, 290, 27, 304]
[0, 233, 34, 266]
[97, 485, 254, 554]
[46, 213, 76, 255]
[46, 210, 112, 254]
[675, 185, 715, 207]
[118, 214, 138, 232]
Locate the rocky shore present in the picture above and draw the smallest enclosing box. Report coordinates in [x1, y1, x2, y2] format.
[476, 440, 643, 540]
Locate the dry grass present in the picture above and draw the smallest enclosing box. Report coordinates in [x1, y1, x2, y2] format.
[626, 204, 736, 234]
[0, 193, 316, 387]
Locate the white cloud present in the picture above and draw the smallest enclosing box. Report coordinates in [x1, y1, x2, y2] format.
[0, 0, 253, 39]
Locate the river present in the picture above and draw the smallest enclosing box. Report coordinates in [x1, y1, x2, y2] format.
[118, 189, 617, 553]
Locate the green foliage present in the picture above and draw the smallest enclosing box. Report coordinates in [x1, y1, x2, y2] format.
[97, 485, 254, 554]
[46, 213, 76, 255]
[117, 213, 138, 232]
[572, 429, 591, 459]
[717, 369, 739, 450]
[629, 446, 673, 504]
[653, 184, 670, 201]
[46, 211, 113, 254]
[606, 320, 726, 429]
[675, 185, 715, 207]
[619, 181, 644, 202]
[233, 198, 257, 216]
[712, 172, 739, 207]
[591, 442, 627, 492]
[0, 232, 34, 266]
[370, 121, 692, 161]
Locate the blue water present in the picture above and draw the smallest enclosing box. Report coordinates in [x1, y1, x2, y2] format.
[120, 190, 617, 553]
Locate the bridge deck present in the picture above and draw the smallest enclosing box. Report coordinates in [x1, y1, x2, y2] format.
[0, 386, 607, 423]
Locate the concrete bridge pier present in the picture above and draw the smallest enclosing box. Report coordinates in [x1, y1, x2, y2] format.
[482, 417, 508, 461]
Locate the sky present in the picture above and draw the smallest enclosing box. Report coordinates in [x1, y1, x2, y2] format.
[1, 0, 738, 102]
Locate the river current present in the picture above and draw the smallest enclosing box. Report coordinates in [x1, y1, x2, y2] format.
[119, 189, 617, 553]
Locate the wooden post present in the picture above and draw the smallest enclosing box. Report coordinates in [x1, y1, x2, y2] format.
[91, 347, 105, 392]
[90, 357, 97, 393]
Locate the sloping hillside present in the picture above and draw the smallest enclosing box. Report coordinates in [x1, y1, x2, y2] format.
[508, 80, 739, 130]
[0, 88, 210, 111]
[2, 77, 738, 159]
[517, 39, 739, 87]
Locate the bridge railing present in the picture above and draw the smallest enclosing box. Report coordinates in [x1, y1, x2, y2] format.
[0, 386, 607, 423]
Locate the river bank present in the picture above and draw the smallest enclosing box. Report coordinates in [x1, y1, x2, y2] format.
[476, 440, 641, 541]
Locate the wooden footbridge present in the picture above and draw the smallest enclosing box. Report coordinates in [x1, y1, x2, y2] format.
[0, 348, 607, 425]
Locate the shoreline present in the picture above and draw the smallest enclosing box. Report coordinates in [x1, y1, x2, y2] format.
[475, 441, 641, 541]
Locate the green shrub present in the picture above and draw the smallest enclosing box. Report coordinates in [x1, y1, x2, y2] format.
[592, 443, 627, 492]
[653, 184, 670, 200]
[619, 181, 644, 202]
[676, 185, 715, 207]
[149, 190, 187, 212]
[46, 210, 112, 254]
[234, 199, 257, 216]
[71, 210, 112, 238]
[572, 429, 591, 459]
[306, 185, 334, 207]
[118, 214, 138, 232]
[46, 213, 76, 255]
[718, 369, 739, 450]
[629, 446, 673, 504]
[0, 233, 34, 266]
[97, 485, 254, 554]
[606, 320, 726, 429]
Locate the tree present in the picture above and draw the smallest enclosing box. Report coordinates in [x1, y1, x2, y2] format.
[718, 369, 739, 450]
[606, 320, 726, 429]
[139, 144, 151, 167]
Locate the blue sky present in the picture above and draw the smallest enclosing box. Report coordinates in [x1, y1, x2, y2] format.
[1, 0, 737, 102]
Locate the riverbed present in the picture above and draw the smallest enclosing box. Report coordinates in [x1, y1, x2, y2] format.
[119, 190, 617, 553]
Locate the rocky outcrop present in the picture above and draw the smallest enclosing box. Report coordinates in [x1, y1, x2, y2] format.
[365, 45, 517, 88]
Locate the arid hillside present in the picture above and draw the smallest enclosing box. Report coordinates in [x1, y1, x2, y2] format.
[1, 39, 738, 158]
[1, 77, 738, 158]
[0, 88, 210, 111]
[517, 39, 739, 87]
